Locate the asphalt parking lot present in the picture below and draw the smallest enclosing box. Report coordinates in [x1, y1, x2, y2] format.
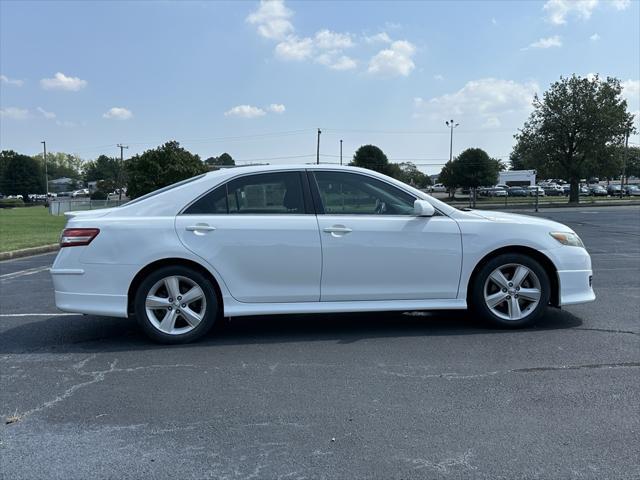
[1, 206, 639, 480]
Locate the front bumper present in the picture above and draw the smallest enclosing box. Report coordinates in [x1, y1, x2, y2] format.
[557, 269, 595, 306]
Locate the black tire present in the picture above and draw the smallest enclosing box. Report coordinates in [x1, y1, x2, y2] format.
[134, 265, 219, 344]
[471, 253, 551, 328]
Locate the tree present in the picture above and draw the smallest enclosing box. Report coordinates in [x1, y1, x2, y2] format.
[437, 149, 501, 199]
[351, 145, 390, 174]
[33, 152, 83, 181]
[455, 148, 501, 188]
[512, 74, 634, 202]
[397, 162, 432, 188]
[84, 155, 122, 193]
[438, 160, 458, 198]
[125, 141, 206, 198]
[625, 146, 640, 178]
[0, 150, 45, 198]
[205, 152, 235, 169]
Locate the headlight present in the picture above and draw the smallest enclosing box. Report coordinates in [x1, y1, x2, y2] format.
[550, 231, 584, 248]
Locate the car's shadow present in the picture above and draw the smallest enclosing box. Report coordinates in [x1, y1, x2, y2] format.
[0, 308, 583, 354]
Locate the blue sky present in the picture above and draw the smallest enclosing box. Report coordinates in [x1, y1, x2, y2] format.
[1, 0, 639, 174]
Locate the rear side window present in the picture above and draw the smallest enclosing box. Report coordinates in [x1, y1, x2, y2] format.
[183, 185, 227, 214]
[183, 171, 306, 215]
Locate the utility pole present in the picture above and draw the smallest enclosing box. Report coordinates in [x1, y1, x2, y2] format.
[41, 141, 49, 197]
[316, 128, 321, 165]
[445, 119, 459, 163]
[340, 139, 343, 166]
[621, 129, 629, 199]
[116, 144, 128, 202]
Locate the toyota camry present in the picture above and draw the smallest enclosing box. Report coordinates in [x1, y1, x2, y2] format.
[51, 165, 595, 343]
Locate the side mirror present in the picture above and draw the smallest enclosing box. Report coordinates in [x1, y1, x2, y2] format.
[414, 199, 435, 217]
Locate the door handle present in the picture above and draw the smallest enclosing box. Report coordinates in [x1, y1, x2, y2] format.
[323, 225, 352, 234]
[186, 224, 216, 232]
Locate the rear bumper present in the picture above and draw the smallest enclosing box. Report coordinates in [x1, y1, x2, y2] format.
[54, 290, 128, 317]
[557, 269, 595, 306]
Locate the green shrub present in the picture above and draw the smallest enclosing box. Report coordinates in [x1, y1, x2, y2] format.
[0, 198, 25, 208]
[90, 190, 108, 200]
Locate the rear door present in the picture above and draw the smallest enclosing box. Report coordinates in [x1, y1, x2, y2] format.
[310, 170, 462, 301]
[175, 170, 322, 303]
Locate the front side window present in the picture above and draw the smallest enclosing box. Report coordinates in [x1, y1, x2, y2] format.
[313, 171, 415, 215]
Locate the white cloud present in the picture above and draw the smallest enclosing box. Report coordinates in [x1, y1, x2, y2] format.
[40, 72, 87, 91]
[491, 17, 498, 25]
[368, 40, 416, 77]
[622, 79, 640, 99]
[528, 35, 563, 49]
[314, 29, 354, 49]
[434, 74, 444, 81]
[316, 53, 357, 70]
[103, 107, 133, 120]
[0, 107, 29, 120]
[268, 103, 286, 113]
[56, 120, 77, 128]
[590, 33, 601, 41]
[414, 78, 539, 125]
[246, 0, 294, 40]
[0, 74, 24, 87]
[275, 36, 314, 60]
[543, 0, 598, 25]
[483, 116, 502, 128]
[224, 105, 266, 118]
[364, 32, 392, 44]
[37, 107, 56, 119]
[611, 0, 630, 10]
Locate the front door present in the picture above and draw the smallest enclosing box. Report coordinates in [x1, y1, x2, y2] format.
[310, 170, 462, 301]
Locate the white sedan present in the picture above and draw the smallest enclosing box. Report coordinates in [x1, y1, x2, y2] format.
[51, 165, 595, 344]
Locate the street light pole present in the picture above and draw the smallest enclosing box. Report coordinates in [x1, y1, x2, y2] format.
[41, 141, 48, 197]
[116, 144, 128, 202]
[340, 139, 343, 166]
[445, 119, 459, 163]
[316, 128, 321, 165]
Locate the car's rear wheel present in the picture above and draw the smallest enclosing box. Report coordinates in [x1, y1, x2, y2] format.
[134, 265, 218, 344]
[471, 253, 550, 328]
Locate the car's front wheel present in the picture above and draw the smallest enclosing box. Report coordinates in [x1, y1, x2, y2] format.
[134, 265, 219, 344]
[471, 253, 550, 328]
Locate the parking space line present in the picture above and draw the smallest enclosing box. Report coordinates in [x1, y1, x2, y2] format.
[0, 313, 77, 317]
[0, 266, 50, 281]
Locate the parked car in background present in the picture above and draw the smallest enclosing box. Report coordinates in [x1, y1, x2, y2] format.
[71, 189, 90, 198]
[624, 185, 640, 196]
[486, 187, 507, 197]
[606, 184, 623, 196]
[508, 187, 528, 197]
[589, 185, 607, 196]
[526, 186, 545, 196]
[543, 184, 564, 196]
[430, 183, 446, 193]
[51, 164, 595, 343]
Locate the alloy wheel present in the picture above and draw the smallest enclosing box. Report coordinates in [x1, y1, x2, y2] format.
[483, 263, 542, 321]
[145, 275, 207, 335]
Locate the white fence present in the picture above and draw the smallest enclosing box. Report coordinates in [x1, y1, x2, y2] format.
[49, 199, 126, 216]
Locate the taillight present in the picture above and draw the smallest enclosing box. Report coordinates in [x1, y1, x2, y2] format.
[60, 228, 100, 247]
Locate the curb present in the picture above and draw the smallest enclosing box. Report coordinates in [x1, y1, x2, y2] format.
[0, 244, 59, 261]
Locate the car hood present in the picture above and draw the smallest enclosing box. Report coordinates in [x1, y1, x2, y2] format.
[466, 209, 570, 231]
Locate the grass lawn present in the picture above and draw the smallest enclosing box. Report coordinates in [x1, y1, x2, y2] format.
[0, 206, 67, 252]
